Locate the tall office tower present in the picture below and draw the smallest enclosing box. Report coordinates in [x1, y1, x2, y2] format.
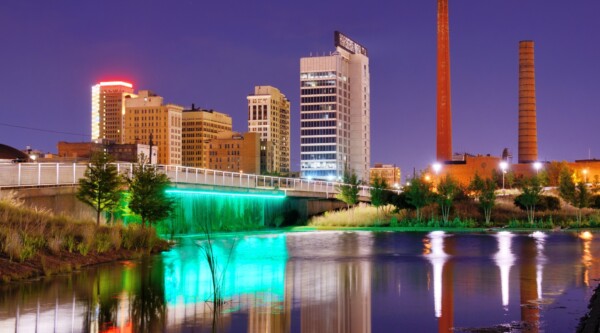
[436, 0, 453, 162]
[300, 31, 370, 181]
[123, 90, 183, 165]
[91, 81, 136, 143]
[518, 41, 538, 164]
[247, 86, 291, 175]
[182, 105, 232, 168]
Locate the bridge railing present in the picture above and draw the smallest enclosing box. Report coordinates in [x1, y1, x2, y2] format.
[0, 163, 371, 197]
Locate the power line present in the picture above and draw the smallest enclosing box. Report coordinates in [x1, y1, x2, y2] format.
[0, 122, 88, 137]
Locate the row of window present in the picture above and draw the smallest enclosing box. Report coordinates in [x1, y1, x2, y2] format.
[301, 145, 336, 152]
[300, 112, 336, 120]
[301, 104, 336, 111]
[300, 71, 336, 79]
[301, 153, 337, 160]
[301, 80, 336, 87]
[301, 88, 336, 95]
[301, 129, 336, 136]
[301, 96, 336, 104]
[301, 120, 336, 128]
[301, 137, 336, 144]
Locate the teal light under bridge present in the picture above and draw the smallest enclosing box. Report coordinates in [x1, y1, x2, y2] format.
[165, 189, 286, 199]
[162, 188, 288, 234]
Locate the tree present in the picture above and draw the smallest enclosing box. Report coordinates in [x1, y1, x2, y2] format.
[127, 161, 175, 227]
[77, 151, 123, 226]
[469, 174, 497, 225]
[514, 176, 542, 224]
[370, 175, 388, 221]
[336, 170, 360, 209]
[404, 176, 432, 222]
[559, 169, 590, 223]
[546, 161, 569, 187]
[435, 175, 461, 223]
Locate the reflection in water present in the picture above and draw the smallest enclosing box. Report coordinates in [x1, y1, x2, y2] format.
[495, 231, 515, 308]
[293, 232, 373, 333]
[1, 231, 600, 332]
[424, 231, 449, 318]
[424, 231, 455, 333]
[580, 231, 594, 286]
[520, 233, 541, 333]
[530, 231, 546, 301]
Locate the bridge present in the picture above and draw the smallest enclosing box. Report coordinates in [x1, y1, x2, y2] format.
[0, 162, 371, 199]
[0, 163, 371, 225]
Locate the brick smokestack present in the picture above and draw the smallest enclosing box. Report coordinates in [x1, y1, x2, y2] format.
[437, 0, 452, 162]
[518, 41, 538, 163]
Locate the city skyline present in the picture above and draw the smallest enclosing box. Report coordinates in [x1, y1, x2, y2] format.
[1, 1, 599, 177]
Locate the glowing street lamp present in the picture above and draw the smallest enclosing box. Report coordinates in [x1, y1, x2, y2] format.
[499, 161, 509, 190]
[533, 161, 542, 174]
[583, 169, 589, 184]
[432, 162, 442, 175]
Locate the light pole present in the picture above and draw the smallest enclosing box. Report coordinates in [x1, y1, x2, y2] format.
[500, 161, 509, 190]
[583, 169, 589, 184]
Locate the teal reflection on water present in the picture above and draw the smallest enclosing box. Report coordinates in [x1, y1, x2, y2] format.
[162, 234, 288, 305]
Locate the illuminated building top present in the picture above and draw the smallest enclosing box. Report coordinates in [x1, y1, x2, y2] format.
[98, 81, 133, 88]
[334, 31, 368, 56]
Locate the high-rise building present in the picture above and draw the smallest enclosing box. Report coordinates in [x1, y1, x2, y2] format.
[437, 0, 453, 162]
[300, 31, 370, 181]
[247, 86, 291, 175]
[182, 105, 232, 168]
[207, 131, 261, 174]
[123, 90, 183, 165]
[91, 81, 136, 143]
[518, 41, 538, 164]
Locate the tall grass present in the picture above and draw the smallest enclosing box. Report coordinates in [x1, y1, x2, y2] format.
[307, 196, 600, 229]
[0, 192, 162, 262]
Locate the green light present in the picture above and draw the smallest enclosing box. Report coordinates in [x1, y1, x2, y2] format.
[165, 189, 286, 199]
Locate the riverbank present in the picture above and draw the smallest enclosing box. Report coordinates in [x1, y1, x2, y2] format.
[0, 194, 170, 283]
[0, 243, 168, 283]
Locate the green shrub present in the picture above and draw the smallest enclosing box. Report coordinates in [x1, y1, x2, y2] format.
[77, 242, 90, 256]
[95, 233, 112, 253]
[64, 235, 76, 253]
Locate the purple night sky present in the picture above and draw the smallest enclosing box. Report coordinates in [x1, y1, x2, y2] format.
[0, 0, 598, 179]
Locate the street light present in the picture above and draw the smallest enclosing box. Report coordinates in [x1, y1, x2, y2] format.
[583, 169, 589, 184]
[499, 161, 509, 190]
[432, 162, 442, 174]
[533, 161, 542, 174]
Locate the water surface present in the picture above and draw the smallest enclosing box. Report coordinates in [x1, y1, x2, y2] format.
[0, 231, 598, 332]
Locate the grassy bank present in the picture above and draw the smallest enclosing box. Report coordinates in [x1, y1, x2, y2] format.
[308, 201, 600, 230]
[0, 194, 169, 282]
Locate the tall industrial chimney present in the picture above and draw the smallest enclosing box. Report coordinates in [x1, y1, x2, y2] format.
[518, 41, 538, 164]
[437, 0, 452, 162]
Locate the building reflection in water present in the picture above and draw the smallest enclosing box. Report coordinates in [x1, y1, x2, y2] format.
[495, 231, 515, 309]
[292, 231, 373, 333]
[519, 232, 545, 333]
[424, 231, 454, 333]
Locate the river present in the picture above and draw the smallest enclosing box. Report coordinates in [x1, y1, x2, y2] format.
[0, 230, 598, 332]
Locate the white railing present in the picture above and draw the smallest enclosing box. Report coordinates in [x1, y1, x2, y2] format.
[0, 163, 371, 198]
